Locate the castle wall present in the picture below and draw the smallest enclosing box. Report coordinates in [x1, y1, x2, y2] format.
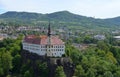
[22, 42, 65, 57]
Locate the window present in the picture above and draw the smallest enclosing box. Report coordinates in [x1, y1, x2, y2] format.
[51, 45, 53, 48]
[45, 45, 47, 48]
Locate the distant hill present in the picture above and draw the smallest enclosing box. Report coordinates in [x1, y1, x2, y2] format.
[0, 11, 95, 22]
[46, 11, 95, 22]
[104, 17, 120, 26]
[0, 11, 120, 30]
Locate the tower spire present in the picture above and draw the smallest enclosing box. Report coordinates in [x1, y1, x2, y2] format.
[47, 21, 51, 56]
[48, 21, 51, 37]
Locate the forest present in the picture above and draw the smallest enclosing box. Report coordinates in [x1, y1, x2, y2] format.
[0, 35, 120, 77]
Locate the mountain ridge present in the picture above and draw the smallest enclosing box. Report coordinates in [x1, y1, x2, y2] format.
[0, 11, 120, 29]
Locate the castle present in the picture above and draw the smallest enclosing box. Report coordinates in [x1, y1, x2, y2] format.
[22, 23, 65, 57]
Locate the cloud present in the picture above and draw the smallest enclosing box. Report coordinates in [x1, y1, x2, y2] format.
[0, 0, 120, 18]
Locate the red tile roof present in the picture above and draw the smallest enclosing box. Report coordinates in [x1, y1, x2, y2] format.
[23, 35, 64, 45]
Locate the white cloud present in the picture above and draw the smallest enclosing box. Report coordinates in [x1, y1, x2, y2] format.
[0, 0, 120, 18]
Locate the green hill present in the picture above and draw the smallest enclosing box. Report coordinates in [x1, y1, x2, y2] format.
[0, 11, 120, 30]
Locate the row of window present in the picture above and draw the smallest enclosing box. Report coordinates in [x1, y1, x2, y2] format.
[41, 45, 64, 48]
[23, 43, 64, 49]
[23, 46, 64, 52]
[23, 43, 39, 48]
[24, 46, 39, 51]
[41, 49, 64, 52]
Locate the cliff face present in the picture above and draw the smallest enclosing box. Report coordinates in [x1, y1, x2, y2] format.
[21, 50, 75, 77]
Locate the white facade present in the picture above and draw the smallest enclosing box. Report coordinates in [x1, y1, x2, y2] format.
[22, 42, 65, 57]
[94, 35, 106, 40]
[114, 36, 120, 40]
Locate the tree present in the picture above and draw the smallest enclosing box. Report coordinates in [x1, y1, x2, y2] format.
[0, 51, 12, 76]
[106, 52, 117, 64]
[36, 61, 48, 77]
[103, 71, 113, 77]
[0, 67, 4, 76]
[97, 41, 109, 52]
[12, 54, 22, 73]
[55, 66, 66, 77]
[74, 65, 86, 77]
[110, 46, 120, 64]
[114, 71, 120, 77]
[70, 51, 82, 64]
[10, 45, 21, 56]
[83, 35, 93, 44]
[86, 68, 96, 77]
[81, 56, 89, 71]
[24, 70, 31, 77]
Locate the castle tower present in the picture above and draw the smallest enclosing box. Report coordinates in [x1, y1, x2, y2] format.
[47, 22, 52, 56]
[48, 21, 51, 37]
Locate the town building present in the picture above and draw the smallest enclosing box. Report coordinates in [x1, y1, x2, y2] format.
[114, 36, 120, 40]
[22, 23, 65, 57]
[94, 35, 106, 40]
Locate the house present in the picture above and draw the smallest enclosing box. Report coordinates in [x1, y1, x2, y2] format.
[94, 35, 106, 40]
[22, 23, 65, 57]
[114, 36, 120, 40]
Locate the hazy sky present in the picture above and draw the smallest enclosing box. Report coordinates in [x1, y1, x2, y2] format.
[0, 0, 120, 18]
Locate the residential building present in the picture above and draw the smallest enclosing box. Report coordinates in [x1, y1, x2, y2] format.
[94, 35, 106, 40]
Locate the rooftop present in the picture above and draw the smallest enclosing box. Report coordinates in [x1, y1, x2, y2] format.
[23, 35, 64, 45]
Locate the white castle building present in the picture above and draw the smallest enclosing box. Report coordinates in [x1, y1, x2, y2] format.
[22, 23, 65, 57]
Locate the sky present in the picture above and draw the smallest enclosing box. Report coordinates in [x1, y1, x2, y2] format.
[0, 0, 120, 18]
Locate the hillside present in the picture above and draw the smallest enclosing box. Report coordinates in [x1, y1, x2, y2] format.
[104, 17, 120, 26]
[0, 11, 120, 30]
[0, 11, 95, 22]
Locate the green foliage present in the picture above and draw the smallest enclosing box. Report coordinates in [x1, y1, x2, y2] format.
[110, 46, 120, 64]
[83, 35, 93, 44]
[106, 52, 117, 64]
[12, 54, 22, 73]
[74, 65, 86, 77]
[114, 70, 120, 77]
[66, 42, 120, 77]
[97, 41, 109, 52]
[24, 70, 31, 77]
[0, 51, 12, 76]
[0, 67, 4, 76]
[86, 68, 96, 77]
[103, 71, 113, 77]
[65, 43, 82, 64]
[55, 66, 66, 77]
[36, 60, 49, 77]
[0, 31, 120, 77]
